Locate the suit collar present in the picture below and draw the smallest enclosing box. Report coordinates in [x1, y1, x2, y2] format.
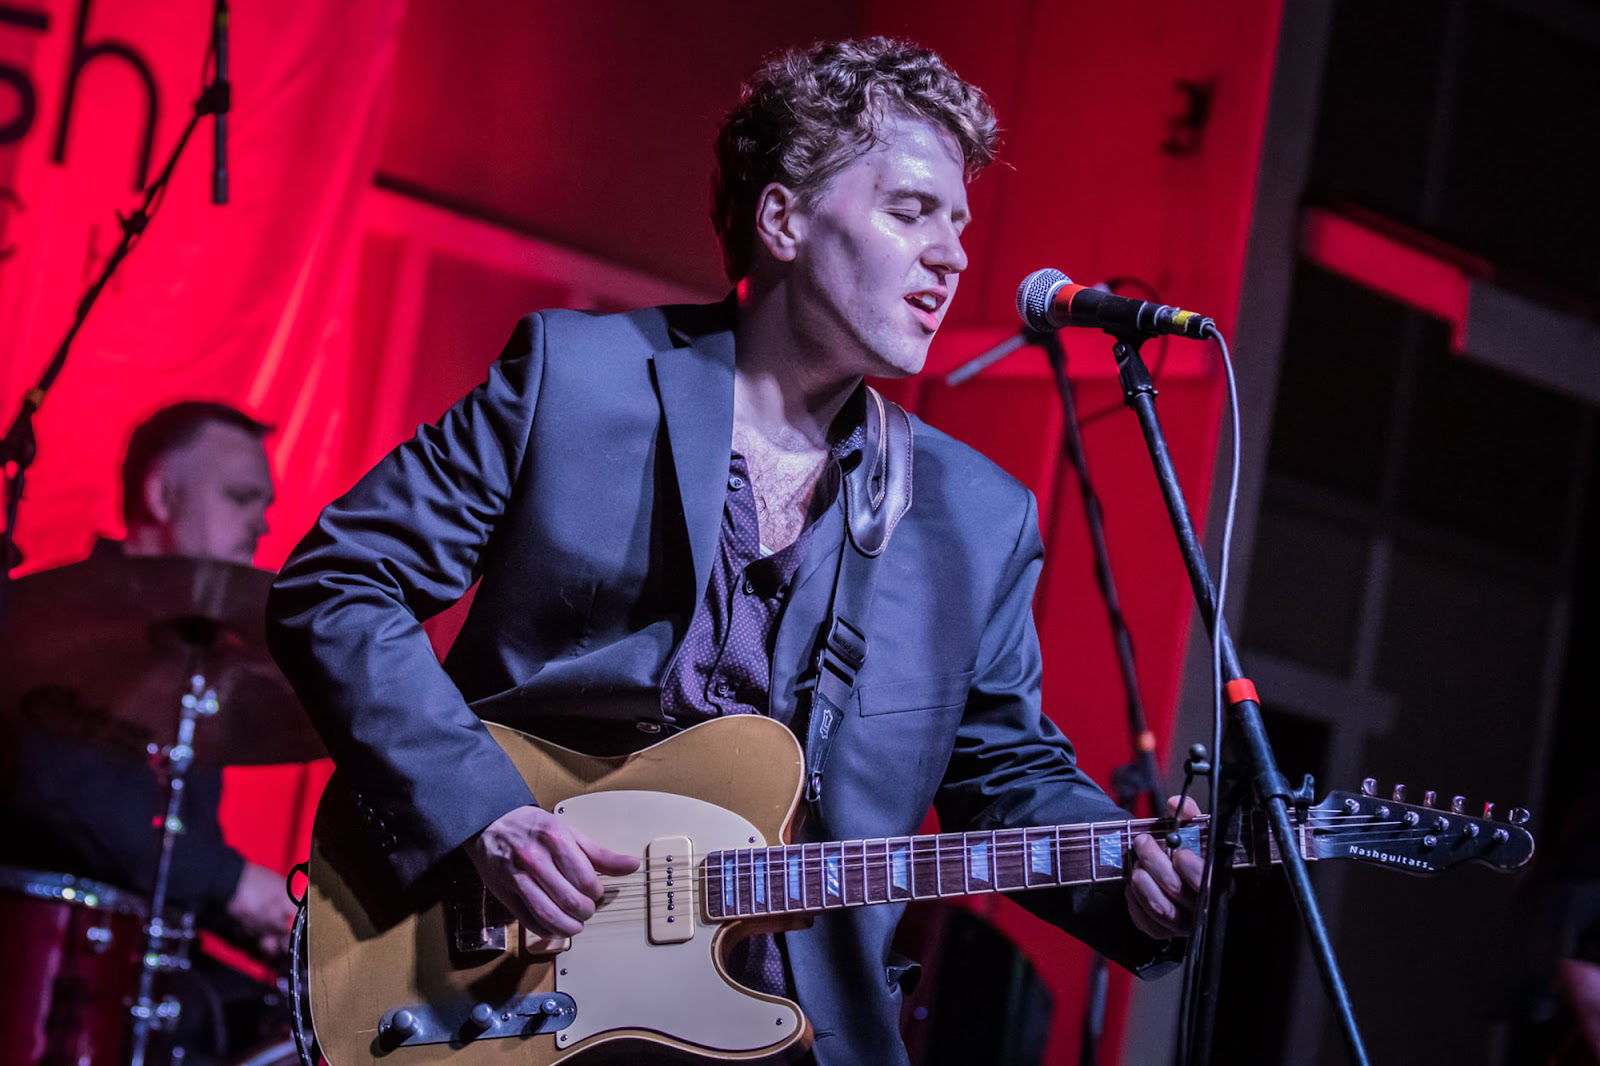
[649, 302, 737, 612]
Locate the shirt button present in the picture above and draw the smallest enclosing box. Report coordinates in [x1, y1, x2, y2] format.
[743, 579, 755, 595]
[715, 680, 732, 698]
[728, 475, 745, 491]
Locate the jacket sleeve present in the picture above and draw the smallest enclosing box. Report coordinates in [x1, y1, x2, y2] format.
[933, 490, 1183, 978]
[266, 314, 548, 888]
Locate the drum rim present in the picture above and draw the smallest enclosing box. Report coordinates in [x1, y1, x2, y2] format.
[0, 864, 148, 917]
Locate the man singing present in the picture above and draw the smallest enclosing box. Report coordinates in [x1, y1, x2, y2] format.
[269, 37, 1200, 1064]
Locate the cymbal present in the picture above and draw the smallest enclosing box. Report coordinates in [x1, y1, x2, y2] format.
[0, 548, 326, 765]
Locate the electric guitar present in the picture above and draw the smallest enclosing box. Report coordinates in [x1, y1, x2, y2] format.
[304, 714, 1535, 1065]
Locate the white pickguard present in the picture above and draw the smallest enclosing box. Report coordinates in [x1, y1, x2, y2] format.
[551, 790, 803, 1054]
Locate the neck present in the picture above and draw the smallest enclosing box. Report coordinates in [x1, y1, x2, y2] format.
[732, 278, 861, 453]
[121, 524, 171, 557]
[703, 812, 1298, 920]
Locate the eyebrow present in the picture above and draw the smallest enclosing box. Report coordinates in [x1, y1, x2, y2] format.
[882, 186, 971, 226]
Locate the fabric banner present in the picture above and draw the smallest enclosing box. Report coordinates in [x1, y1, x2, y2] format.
[0, 0, 405, 879]
[0, 0, 405, 572]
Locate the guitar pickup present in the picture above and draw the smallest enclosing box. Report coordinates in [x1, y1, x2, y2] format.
[647, 836, 694, 945]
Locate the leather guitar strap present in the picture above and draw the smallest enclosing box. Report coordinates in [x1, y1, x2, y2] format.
[799, 387, 913, 803]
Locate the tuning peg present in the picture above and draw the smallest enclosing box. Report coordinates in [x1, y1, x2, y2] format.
[1361, 778, 1377, 797]
[1392, 784, 1407, 802]
[1482, 802, 1495, 820]
[1450, 795, 1465, 814]
[1509, 808, 1530, 826]
[1423, 790, 1437, 808]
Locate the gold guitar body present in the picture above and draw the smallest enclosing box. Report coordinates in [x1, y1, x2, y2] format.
[307, 716, 811, 1065]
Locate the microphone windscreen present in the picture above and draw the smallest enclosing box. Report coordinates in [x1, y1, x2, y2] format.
[1016, 268, 1070, 331]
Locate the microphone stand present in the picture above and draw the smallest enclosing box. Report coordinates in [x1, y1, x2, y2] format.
[946, 331, 1165, 1066]
[0, 29, 229, 612]
[1099, 332, 1368, 1065]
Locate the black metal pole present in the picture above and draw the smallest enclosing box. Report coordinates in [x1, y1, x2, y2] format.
[1032, 332, 1166, 1066]
[0, 51, 225, 610]
[1105, 335, 1368, 1065]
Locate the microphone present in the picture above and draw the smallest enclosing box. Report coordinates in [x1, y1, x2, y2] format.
[211, 0, 229, 205]
[1016, 268, 1213, 339]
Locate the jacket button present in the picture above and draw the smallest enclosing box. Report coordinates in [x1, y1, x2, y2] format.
[636, 721, 662, 734]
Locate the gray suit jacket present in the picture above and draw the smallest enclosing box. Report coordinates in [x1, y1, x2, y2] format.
[267, 301, 1176, 1066]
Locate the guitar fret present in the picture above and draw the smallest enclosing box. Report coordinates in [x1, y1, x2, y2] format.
[1059, 826, 1093, 885]
[911, 837, 937, 898]
[966, 830, 994, 890]
[785, 847, 804, 908]
[843, 841, 865, 906]
[803, 844, 822, 909]
[823, 844, 843, 907]
[1023, 828, 1053, 887]
[723, 851, 738, 916]
[994, 829, 1026, 890]
[864, 839, 886, 903]
[937, 835, 965, 895]
[889, 838, 913, 901]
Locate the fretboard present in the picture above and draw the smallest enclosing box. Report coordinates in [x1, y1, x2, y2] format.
[701, 813, 1297, 920]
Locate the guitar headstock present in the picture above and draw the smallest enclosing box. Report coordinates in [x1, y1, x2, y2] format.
[1307, 780, 1535, 875]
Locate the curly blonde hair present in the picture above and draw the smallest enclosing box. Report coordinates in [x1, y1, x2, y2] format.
[711, 37, 999, 282]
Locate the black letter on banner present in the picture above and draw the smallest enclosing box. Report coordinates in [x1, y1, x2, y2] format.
[0, 6, 48, 145]
[52, 0, 158, 190]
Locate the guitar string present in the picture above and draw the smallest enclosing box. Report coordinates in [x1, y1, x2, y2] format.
[514, 824, 1503, 929]
[571, 814, 1495, 899]
[505, 818, 1503, 923]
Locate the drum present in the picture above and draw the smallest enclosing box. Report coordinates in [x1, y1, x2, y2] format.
[0, 866, 177, 1066]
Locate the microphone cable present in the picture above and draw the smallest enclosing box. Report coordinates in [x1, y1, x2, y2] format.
[1175, 322, 1242, 1066]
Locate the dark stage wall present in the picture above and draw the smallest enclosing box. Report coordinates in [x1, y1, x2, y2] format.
[0, 2, 1286, 1062]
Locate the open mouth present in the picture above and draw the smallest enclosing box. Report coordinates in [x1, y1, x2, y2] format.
[904, 289, 947, 332]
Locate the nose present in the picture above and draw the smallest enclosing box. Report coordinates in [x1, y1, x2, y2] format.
[924, 224, 967, 279]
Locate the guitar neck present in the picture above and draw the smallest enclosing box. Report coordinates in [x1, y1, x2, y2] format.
[701, 812, 1299, 920]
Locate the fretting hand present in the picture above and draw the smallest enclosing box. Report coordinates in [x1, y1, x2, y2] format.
[1125, 795, 1205, 940]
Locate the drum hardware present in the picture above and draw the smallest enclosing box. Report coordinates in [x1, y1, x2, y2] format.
[0, 867, 161, 1066]
[128, 673, 217, 1066]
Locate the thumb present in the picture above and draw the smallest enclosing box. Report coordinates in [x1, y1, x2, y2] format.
[574, 829, 641, 874]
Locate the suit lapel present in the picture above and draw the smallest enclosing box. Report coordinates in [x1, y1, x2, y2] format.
[768, 500, 844, 722]
[649, 325, 735, 614]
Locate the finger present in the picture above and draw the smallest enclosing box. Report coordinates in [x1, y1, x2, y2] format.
[1126, 871, 1182, 939]
[1129, 866, 1179, 925]
[545, 831, 608, 903]
[1166, 794, 1203, 819]
[577, 831, 642, 876]
[514, 843, 598, 923]
[1132, 834, 1185, 898]
[509, 870, 584, 938]
[1173, 847, 1206, 894]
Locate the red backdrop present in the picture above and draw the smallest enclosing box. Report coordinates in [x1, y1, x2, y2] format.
[0, 3, 1285, 1062]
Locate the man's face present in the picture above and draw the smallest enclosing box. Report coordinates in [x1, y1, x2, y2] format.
[784, 114, 970, 378]
[151, 422, 274, 564]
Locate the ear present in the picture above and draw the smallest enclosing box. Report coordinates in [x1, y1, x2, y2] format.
[141, 462, 178, 525]
[753, 182, 806, 265]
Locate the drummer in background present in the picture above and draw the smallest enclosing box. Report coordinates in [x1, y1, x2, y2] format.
[0, 400, 296, 951]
